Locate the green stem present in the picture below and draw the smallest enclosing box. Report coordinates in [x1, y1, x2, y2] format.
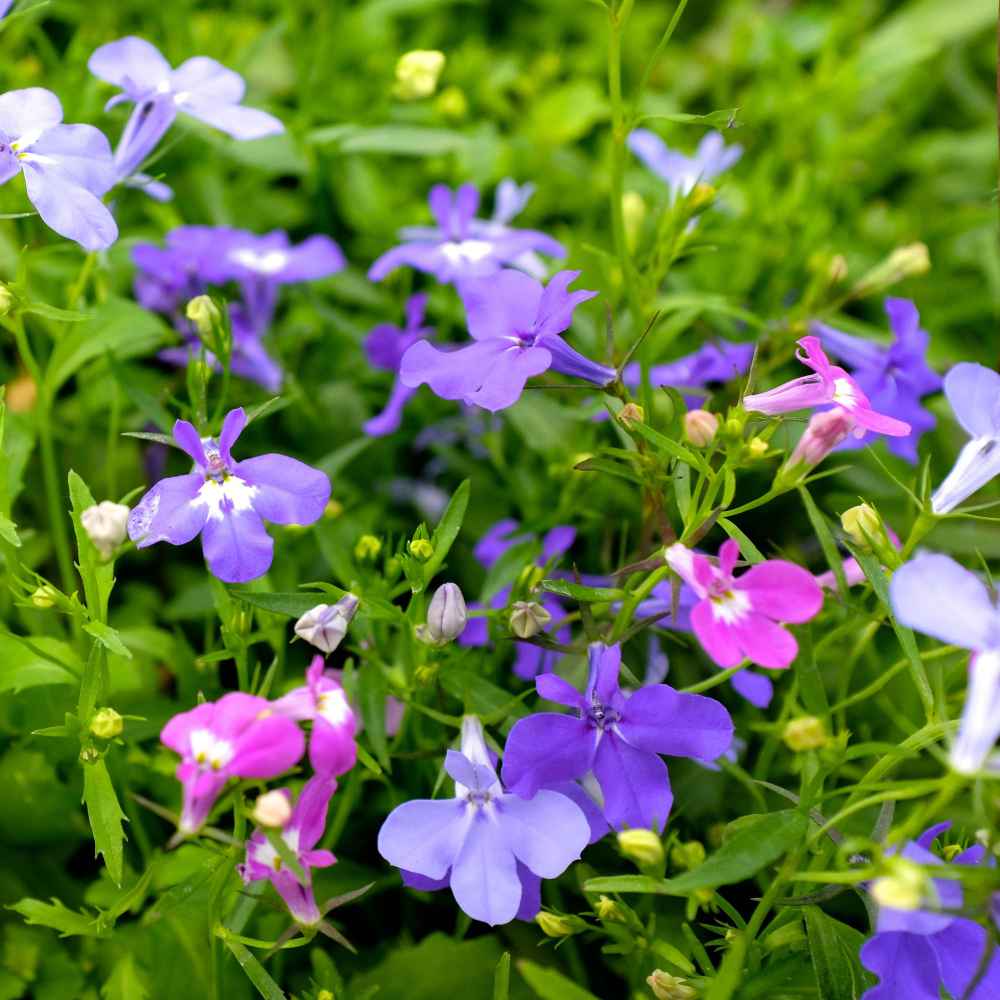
[609, 563, 669, 641]
[680, 662, 746, 694]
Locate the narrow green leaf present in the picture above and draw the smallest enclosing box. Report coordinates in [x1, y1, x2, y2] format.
[221, 937, 287, 1000]
[8, 897, 104, 938]
[804, 906, 875, 999]
[717, 517, 765, 564]
[82, 759, 127, 886]
[358, 665, 390, 771]
[798, 486, 848, 597]
[493, 952, 511, 1000]
[422, 479, 470, 588]
[630, 420, 709, 473]
[0, 634, 77, 693]
[517, 960, 601, 1000]
[541, 579, 626, 603]
[83, 621, 132, 659]
[101, 954, 150, 1000]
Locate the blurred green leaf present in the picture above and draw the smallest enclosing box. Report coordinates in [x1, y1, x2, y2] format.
[517, 961, 600, 1000]
[804, 906, 875, 999]
[83, 759, 128, 887]
[8, 897, 104, 938]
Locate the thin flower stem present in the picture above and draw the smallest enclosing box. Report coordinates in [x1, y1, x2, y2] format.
[629, 0, 690, 122]
[680, 663, 746, 694]
[609, 563, 668, 641]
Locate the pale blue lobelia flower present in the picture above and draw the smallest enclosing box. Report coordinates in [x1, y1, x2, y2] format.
[0, 88, 118, 249]
[890, 552, 1000, 773]
[628, 128, 742, 201]
[930, 363, 1000, 514]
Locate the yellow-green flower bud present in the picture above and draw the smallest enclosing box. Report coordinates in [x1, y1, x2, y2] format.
[841, 503, 882, 550]
[31, 584, 58, 609]
[595, 895, 623, 921]
[509, 600, 551, 639]
[534, 911, 578, 938]
[434, 86, 468, 119]
[355, 534, 382, 561]
[408, 538, 434, 561]
[782, 716, 828, 752]
[185, 295, 221, 338]
[689, 183, 716, 212]
[871, 858, 928, 911]
[619, 402, 645, 427]
[828, 254, 848, 284]
[622, 191, 646, 251]
[617, 828, 665, 867]
[671, 840, 706, 871]
[90, 707, 124, 740]
[747, 436, 769, 459]
[394, 50, 445, 100]
[647, 969, 698, 1000]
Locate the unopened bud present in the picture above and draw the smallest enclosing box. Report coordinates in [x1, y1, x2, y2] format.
[723, 415, 744, 439]
[841, 503, 882, 550]
[622, 191, 646, 251]
[747, 436, 768, 458]
[534, 912, 580, 938]
[408, 538, 434, 561]
[871, 858, 928, 911]
[782, 716, 828, 752]
[5, 372, 37, 413]
[252, 790, 292, 829]
[684, 410, 719, 447]
[782, 408, 854, 477]
[647, 969, 698, 1000]
[0, 284, 13, 316]
[355, 534, 381, 561]
[517, 564, 545, 592]
[417, 583, 467, 645]
[294, 594, 359, 654]
[394, 50, 445, 100]
[324, 499, 343, 519]
[81, 501, 130, 560]
[671, 840, 706, 871]
[689, 182, 716, 212]
[618, 402, 645, 427]
[828, 254, 848, 284]
[90, 707, 123, 740]
[851, 243, 930, 299]
[434, 85, 468, 119]
[617, 828, 664, 867]
[595, 895, 623, 921]
[317, 992, 334, 1000]
[31, 585, 57, 608]
[185, 295, 221, 338]
[509, 601, 551, 639]
[414, 663, 438, 685]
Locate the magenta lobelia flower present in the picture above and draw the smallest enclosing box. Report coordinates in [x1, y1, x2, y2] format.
[239, 775, 338, 925]
[368, 183, 564, 285]
[742, 336, 911, 439]
[88, 37, 283, 188]
[665, 540, 823, 669]
[363, 293, 435, 437]
[501, 643, 733, 830]
[0, 88, 118, 250]
[890, 552, 1000, 774]
[273, 655, 357, 777]
[377, 715, 589, 926]
[161, 691, 305, 834]
[127, 407, 330, 583]
[400, 269, 614, 412]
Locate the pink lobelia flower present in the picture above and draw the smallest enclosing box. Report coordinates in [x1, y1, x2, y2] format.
[742, 336, 911, 438]
[239, 775, 337, 925]
[665, 540, 823, 669]
[273, 656, 357, 777]
[161, 692, 305, 834]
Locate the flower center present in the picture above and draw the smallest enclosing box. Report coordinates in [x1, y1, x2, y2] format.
[189, 728, 234, 770]
[708, 588, 751, 625]
[229, 248, 290, 275]
[317, 688, 351, 727]
[587, 700, 621, 730]
[193, 476, 259, 520]
[440, 239, 494, 265]
[832, 377, 858, 408]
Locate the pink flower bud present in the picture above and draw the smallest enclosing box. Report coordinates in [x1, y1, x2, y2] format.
[684, 409, 719, 447]
[789, 408, 855, 467]
[252, 789, 292, 829]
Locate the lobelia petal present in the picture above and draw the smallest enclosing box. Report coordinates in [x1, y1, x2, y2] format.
[458, 270, 543, 341]
[500, 713, 595, 798]
[377, 798, 471, 880]
[497, 789, 589, 878]
[931, 434, 1000, 515]
[88, 37, 171, 94]
[234, 454, 331, 525]
[731, 612, 799, 669]
[533, 270, 598, 338]
[535, 672, 588, 710]
[128, 473, 208, 548]
[227, 715, 305, 778]
[814, 320, 886, 372]
[170, 56, 245, 103]
[20, 164, 118, 250]
[618, 684, 733, 761]
[730, 669, 774, 708]
[586, 642, 622, 707]
[889, 553, 999, 650]
[290, 774, 337, 850]
[24, 124, 116, 195]
[950, 650, 1000, 775]
[200, 505, 274, 583]
[177, 96, 284, 140]
[428, 184, 457, 234]
[0, 88, 63, 137]
[859, 931, 943, 1000]
[690, 600, 744, 667]
[539, 334, 616, 386]
[277, 235, 345, 282]
[592, 732, 672, 831]
[514, 863, 542, 921]
[112, 96, 178, 178]
[735, 561, 824, 623]
[449, 813, 521, 925]
[931, 920, 1000, 1000]
[451, 183, 480, 237]
[445, 750, 496, 794]
[217, 407, 247, 465]
[368, 241, 453, 282]
[401, 870, 450, 891]
[942, 363, 1000, 440]
[549, 780, 610, 844]
[364, 377, 417, 437]
[173, 419, 208, 467]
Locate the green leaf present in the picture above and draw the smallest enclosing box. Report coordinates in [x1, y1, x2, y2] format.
[44, 299, 168, 396]
[310, 124, 471, 156]
[480, 538, 540, 603]
[358, 665, 390, 771]
[0, 513, 21, 547]
[82, 759, 127, 886]
[629, 420, 709, 473]
[517, 960, 601, 1000]
[585, 810, 807, 895]
[798, 486, 847, 597]
[316, 437, 374, 477]
[804, 906, 875, 999]
[8, 897, 104, 937]
[68, 469, 116, 619]
[637, 109, 740, 128]
[0, 634, 77, 693]
[83, 621, 132, 659]
[221, 938, 287, 1000]
[440, 669, 529, 721]
[421, 479, 470, 589]
[233, 587, 403, 624]
[541, 579, 626, 603]
[717, 518, 765, 564]
[101, 954, 150, 1000]
[493, 953, 510, 1000]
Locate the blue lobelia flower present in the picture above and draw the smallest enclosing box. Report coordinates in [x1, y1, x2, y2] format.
[0, 88, 117, 250]
[501, 642, 733, 830]
[813, 298, 942, 464]
[930, 362, 1000, 514]
[628, 128, 742, 202]
[377, 715, 589, 926]
[88, 36, 283, 197]
[127, 407, 330, 583]
[890, 552, 1000, 774]
[400, 269, 614, 412]
[368, 183, 565, 285]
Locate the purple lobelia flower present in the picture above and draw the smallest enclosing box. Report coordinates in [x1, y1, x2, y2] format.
[363, 293, 435, 436]
[930, 363, 1000, 515]
[636, 579, 775, 708]
[860, 822, 1000, 1000]
[468, 179, 549, 279]
[127, 407, 330, 583]
[161, 691, 305, 834]
[0, 2, 12, 18]
[239, 775, 338, 926]
[813, 298, 942, 463]
[0, 88, 117, 250]
[377, 715, 589, 926]
[621, 339, 754, 407]
[88, 37, 283, 188]
[274, 655, 357, 777]
[368, 183, 564, 285]
[628, 129, 742, 201]
[400, 269, 614, 412]
[890, 552, 1000, 774]
[501, 643, 733, 830]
